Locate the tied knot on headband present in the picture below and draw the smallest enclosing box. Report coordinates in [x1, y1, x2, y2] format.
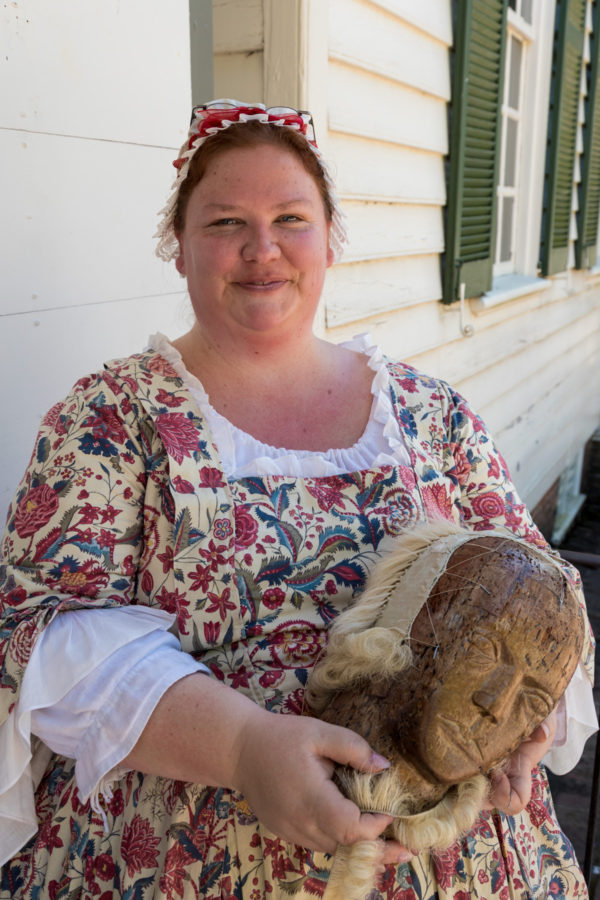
[154, 99, 347, 264]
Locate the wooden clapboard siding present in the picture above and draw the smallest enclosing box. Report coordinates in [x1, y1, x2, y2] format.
[325, 0, 450, 329]
[328, 0, 451, 100]
[213, 0, 263, 53]
[329, 134, 446, 204]
[329, 61, 448, 153]
[325, 256, 442, 328]
[214, 52, 264, 100]
[213, 0, 264, 98]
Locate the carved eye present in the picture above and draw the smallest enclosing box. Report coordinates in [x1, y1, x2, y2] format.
[521, 689, 553, 719]
[469, 633, 498, 667]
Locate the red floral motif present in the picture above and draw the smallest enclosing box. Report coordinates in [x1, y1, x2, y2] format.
[450, 442, 472, 485]
[94, 853, 116, 881]
[9, 618, 38, 667]
[121, 814, 161, 877]
[172, 475, 195, 493]
[49, 559, 110, 597]
[432, 842, 461, 889]
[14, 484, 59, 538]
[206, 587, 236, 621]
[155, 413, 199, 464]
[155, 586, 191, 634]
[235, 506, 259, 549]
[471, 491, 506, 521]
[421, 482, 454, 520]
[146, 354, 179, 378]
[306, 480, 345, 512]
[156, 388, 186, 407]
[199, 466, 227, 488]
[262, 587, 286, 610]
[159, 843, 193, 898]
[83, 403, 127, 444]
[41, 401, 64, 430]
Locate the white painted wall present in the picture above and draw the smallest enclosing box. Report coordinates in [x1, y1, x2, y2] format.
[1, 0, 193, 525]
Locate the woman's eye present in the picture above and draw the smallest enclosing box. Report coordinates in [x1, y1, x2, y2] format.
[278, 214, 302, 223]
[210, 218, 240, 227]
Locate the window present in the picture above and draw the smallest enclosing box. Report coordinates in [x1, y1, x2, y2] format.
[494, 11, 533, 275]
[444, 0, 600, 303]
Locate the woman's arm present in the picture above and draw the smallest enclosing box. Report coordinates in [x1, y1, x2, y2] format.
[122, 672, 413, 862]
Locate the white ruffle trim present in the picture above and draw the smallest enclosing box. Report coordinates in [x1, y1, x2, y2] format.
[147, 333, 411, 479]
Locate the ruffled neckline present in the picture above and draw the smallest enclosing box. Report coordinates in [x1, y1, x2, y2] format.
[147, 333, 410, 478]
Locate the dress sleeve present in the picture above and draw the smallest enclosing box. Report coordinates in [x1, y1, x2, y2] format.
[438, 382, 597, 767]
[0, 368, 155, 730]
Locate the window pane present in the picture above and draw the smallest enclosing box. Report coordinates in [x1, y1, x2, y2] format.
[504, 117, 518, 187]
[508, 36, 522, 110]
[520, 0, 533, 23]
[500, 197, 514, 262]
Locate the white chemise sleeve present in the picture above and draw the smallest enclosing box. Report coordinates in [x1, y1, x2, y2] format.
[0, 607, 207, 864]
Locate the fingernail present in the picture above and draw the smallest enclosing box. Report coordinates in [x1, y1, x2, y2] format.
[370, 752, 391, 770]
[397, 850, 413, 863]
[540, 721, 550, 739]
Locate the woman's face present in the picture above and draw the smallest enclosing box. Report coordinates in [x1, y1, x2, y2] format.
[175, 143, 334, 343]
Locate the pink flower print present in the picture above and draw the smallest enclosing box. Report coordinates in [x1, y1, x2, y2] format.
[214, 517, 233, 540]
[450, 442, 472, 485]
[146, 354, 179, 378]
[14, 484, 59, 538]
[421, 483, 454, 520]
[234, 506, 259, 549]
[122, 815, 161, 878]
[471, 491, 505, 521]
[155, 413, 199, 464]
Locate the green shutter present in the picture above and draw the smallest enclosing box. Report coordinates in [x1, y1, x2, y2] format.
[443, 0, 507, 304]
[540, 0, 586, 276]
[576, 0, 600, 268]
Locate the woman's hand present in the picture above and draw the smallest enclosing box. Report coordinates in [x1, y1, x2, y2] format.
[231, 707, 413, 861]
[123, 673, 413, 862]
[484, 709, 557, 815]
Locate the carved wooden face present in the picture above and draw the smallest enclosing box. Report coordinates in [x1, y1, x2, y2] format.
[395, 537, 584, 783]
[316, 535, 584, 799]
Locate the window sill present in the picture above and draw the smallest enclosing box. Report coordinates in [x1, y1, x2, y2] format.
[472, 274, 552, 311]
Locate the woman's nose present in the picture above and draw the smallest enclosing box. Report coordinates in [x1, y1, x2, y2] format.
[242, 226, 281, 262]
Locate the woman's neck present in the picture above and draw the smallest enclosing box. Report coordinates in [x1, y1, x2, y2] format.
[171, 323, 375, 451]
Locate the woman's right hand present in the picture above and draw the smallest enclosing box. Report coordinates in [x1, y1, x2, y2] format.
[123, 673, 413, 862]
[231, 706, 412, 860]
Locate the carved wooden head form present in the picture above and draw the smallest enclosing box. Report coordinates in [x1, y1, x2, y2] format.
[306, 521, 584, 880]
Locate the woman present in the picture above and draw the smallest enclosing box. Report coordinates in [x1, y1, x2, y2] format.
[0, 100, 595, 899]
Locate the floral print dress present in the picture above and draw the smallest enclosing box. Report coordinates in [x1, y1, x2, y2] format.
[0, 346, 593, 899]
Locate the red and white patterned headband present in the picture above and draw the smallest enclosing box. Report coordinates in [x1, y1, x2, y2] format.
[154, 99, 347, 263]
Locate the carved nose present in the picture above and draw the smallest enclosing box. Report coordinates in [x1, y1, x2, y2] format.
[471, 690, 501, 724]
[471, 665, 515, 725]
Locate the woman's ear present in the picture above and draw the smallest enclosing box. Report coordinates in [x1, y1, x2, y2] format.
[175, 234, 186, 276]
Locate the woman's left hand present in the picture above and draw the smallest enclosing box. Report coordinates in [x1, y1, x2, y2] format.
[484, 708, 557, 816]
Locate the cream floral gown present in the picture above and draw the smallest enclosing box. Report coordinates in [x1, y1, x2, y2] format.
[0, 339, 593, 899]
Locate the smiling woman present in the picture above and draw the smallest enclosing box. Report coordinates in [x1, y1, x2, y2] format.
[0, 101, 596, 900]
